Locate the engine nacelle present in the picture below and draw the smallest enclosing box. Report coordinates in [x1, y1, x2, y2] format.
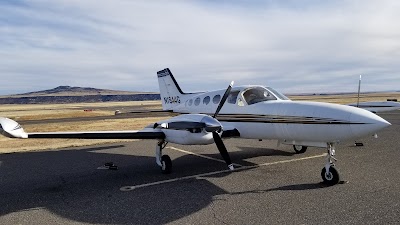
[163, 129, 216, 145]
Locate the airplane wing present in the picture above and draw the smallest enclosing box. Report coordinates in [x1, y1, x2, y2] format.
[347, 101, 400, 113]
[0, 117, 164, 139]
[26, 130, 165, 139]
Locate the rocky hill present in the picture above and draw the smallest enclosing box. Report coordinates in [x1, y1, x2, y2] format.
[0, 86, 160, 104]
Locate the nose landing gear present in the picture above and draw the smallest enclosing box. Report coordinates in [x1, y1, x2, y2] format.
[321, 143, 340, 185]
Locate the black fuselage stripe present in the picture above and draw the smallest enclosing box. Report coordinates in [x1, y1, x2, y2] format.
[178, 112, 366, 124]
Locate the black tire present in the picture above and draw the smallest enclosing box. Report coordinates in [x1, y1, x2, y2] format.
[293, 145, 307, 154]
[109, 165, 118, 170]
[161, 155, 172, 174]
[104, 162, 114, 167]
[321, 166, 340, 186]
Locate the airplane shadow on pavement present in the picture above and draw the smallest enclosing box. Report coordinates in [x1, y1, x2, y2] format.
[0, 143, 324, 224]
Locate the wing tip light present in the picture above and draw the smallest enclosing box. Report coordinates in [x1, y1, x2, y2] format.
[0, 117, 28, 138]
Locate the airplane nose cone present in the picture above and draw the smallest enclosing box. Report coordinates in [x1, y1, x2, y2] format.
[349, 108, 391, 138]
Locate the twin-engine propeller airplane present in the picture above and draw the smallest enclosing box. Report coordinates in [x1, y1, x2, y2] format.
[0, 68, 391, 185]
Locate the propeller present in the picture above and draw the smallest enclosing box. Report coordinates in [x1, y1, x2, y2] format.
[211, 81, 235, 170]
[213, 81, 234, 118]
[213, 131, 234, 170]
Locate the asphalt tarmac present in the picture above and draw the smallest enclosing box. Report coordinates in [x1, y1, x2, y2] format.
[1, 111, 399, 225]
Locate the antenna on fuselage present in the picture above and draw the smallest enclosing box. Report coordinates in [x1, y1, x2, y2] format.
[356, 75, 362, 108]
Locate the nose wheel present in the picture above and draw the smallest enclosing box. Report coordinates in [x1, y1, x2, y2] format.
[321, 166, 340, 185]
[321, 143, 340, 185]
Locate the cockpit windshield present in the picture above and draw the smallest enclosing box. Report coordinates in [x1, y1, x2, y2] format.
[242, 86, 289, 105]
[242, 87, 276, 105]
[266, 87, 290, 100]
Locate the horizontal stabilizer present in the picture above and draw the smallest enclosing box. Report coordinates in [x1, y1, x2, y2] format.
[115, 109, 176, 116]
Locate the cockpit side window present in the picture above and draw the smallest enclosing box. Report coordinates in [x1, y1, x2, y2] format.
[227, 91, 240, 104]
[242, 87, 277, 105]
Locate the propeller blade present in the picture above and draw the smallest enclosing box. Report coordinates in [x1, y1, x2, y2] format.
[156, 121, 206, 130]
[212, 131, 234, 170]
[213, 81, 234, 118]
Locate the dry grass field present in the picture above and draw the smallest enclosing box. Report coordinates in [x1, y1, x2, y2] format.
[1, 93, 399, 153]
[0, 101, 161, 120]
[0, 101, 166, 153]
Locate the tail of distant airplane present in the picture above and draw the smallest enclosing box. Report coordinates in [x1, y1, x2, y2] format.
[157, 68, 197, 110]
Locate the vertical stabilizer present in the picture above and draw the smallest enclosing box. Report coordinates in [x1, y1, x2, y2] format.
[157, 68, 193, 110]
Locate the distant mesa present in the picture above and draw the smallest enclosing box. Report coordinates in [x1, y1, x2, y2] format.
[0, 86, 160, 104]
[18, 85, 142, 96]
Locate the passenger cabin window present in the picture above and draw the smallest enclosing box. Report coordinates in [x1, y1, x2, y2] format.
[194, 97, 200, 106]
[242, 87, 277, 105]
[203, 96, 210, 105]
[213, 95, 221, 104]
[227, 91, 240, 104]
[188, 99, 193, 106]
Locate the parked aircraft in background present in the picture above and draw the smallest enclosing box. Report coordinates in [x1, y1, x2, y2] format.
[348, 101, 400, 113]
[0, 69, 391, 185]
[347, 75, 400, 113]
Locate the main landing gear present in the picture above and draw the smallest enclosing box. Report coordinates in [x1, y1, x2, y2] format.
[293, 145, 307, 154]
[156, 140, 172, 174]
[321, 143, 340, 185]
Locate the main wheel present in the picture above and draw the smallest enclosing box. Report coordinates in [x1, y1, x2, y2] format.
[293, 145, 307, 154]
[321, 166, 340, 186]
[161, 155, 172, 174]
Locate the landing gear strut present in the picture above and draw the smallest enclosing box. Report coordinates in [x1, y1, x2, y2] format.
[321, 143, 340, 185]
[156, 140, 172, 174]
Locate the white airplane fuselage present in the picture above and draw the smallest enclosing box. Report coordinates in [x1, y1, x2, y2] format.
[166, 85, 390, 147]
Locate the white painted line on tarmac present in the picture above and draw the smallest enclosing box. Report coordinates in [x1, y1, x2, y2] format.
[167, 146, 242, 167]
[120, 153, 327, 192]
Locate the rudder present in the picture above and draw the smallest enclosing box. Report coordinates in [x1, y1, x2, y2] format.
[157, 68, 192, 110]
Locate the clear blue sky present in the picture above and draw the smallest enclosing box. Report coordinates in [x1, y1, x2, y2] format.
[0, 0, 399, 95]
